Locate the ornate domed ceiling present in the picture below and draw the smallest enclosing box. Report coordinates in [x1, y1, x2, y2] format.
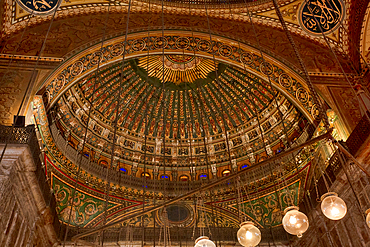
[49, 54, 308, 183]
[38, 53, 313, 230]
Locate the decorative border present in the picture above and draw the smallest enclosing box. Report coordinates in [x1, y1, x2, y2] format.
[41, 31, 316, 123]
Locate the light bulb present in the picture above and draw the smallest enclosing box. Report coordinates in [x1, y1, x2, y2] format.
[237, 221, 261, 247]
[321, 192, 347, 220]
[194, 236, 216, 247]
[289, 216, 297, 224]
[331, 206, 339, 215]
[282, 206, 309, 237]
[246, 231, 253, 240]
[366, 209, 370, 228]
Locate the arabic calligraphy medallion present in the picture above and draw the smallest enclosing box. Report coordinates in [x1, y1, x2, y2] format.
[298, 0, 345, 36]
[16, 0, 61, 15]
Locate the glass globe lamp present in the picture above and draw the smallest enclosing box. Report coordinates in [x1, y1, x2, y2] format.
[194, 236, 216, 247]
[282, 206, 309, 238]
[237, 221, 261, 247]
[321, 192, 347, 220]
[365, 208, 370, 228]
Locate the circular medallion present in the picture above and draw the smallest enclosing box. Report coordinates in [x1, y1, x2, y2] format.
[279, 73, 292, 88]
[131, 39, 146, 51]
[53, 74, 66, 91]
[90, 52, 103, 66]
[240, 52, 254, 65]
[70, 61, 84, 76]
[154, 37, 168, 49]
[197, 40, 212, 52]
[219, 45, 233, 57]
[176, 37, 190, 49]
[16, 0, 61, 16]
[298, 0, 345, 36]
[260, 62, 274, 75]
[158, 204, 193, 227]
[110, 44, 124, 57]
[311, 104, 320, 118]
[296, 88, 309, 104]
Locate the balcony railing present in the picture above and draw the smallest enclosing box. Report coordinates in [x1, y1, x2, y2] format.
[303, 111, 370, 211]
[345, 112, 370, 155]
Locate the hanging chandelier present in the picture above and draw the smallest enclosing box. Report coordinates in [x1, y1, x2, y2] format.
[320, 192, 347, 220]
[366, 209, 370, 228]
[194, 236, 216, 247]
[282, 206, 309, 238]
[237, 221, 261, 247]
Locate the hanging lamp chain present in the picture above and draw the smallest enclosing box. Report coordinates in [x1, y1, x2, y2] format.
[271, 0, 330, 130]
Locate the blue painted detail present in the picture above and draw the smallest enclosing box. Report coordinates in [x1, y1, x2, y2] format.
[200, 174, 207, 178]
[242, 165, 248, 169]
[161, 175, 169, 179]
[120, 168, 127, 173]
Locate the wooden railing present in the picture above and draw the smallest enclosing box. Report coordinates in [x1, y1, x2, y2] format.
[345, 112, 370, 155]
[303, 111, 370, 211]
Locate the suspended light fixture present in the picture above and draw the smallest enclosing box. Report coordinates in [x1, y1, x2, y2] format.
[194, 236, 216, 247]
[282, 206, 309, 238]
[321, 192, 347, 220]
[366, 209, 370, 228]
[237, 221, 261, 247]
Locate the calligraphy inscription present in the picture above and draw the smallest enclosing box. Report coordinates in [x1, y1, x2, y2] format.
[298, 0, 345, 35]
[16, 0, 61, 15]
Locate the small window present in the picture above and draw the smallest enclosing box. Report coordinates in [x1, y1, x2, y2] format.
[83, 153, 89, 158]
[241, 164, 248, 169]
[99, 160, 108, 167]
[160, 174, 169, 180]
[141, 172, 151, 179]
[222, 169, 231, 177]
[259, 156, 267, 162]
[179, 175, 189, 182]
[199, 174, 208, 179]
[119, 168, 127, 174]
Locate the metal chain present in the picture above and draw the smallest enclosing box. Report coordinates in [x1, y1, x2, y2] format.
[272, 0, 330, 130]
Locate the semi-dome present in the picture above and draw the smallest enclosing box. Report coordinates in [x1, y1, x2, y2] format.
[49, 54, 308, 186]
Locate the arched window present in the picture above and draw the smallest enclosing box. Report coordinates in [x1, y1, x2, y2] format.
[119, 167, 128, 174]
[160, 174, 170, 180]
[222, 169, 231, 177]
[99, 160, 108, 167]
[141, 172, 151, 179]
[241, 164, 248, 169]
[179, 175, 189, 182]
[259, 156, 267, 162]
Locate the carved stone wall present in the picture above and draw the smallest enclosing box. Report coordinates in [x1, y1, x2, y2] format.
[0, 144, 59, 247]
[291, 156, 370, 246]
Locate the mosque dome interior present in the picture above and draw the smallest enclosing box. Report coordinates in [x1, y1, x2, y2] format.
[1, 0, 370, 245]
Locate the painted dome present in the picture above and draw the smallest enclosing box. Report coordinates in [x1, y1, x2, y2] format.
[50, 55, 308, 184]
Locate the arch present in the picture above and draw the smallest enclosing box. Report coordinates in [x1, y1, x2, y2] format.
[222, 169, 231, 177]
[41, 31, 317, 123]
[119, 167, 128, 174]
[160, 174, 170, 180]
[179, 175, 189, 182]
[99, 160, 108, 167]
[141, 172, 151, 179]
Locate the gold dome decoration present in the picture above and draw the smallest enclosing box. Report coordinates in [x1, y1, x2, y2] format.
[138, 55, 217, 85]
